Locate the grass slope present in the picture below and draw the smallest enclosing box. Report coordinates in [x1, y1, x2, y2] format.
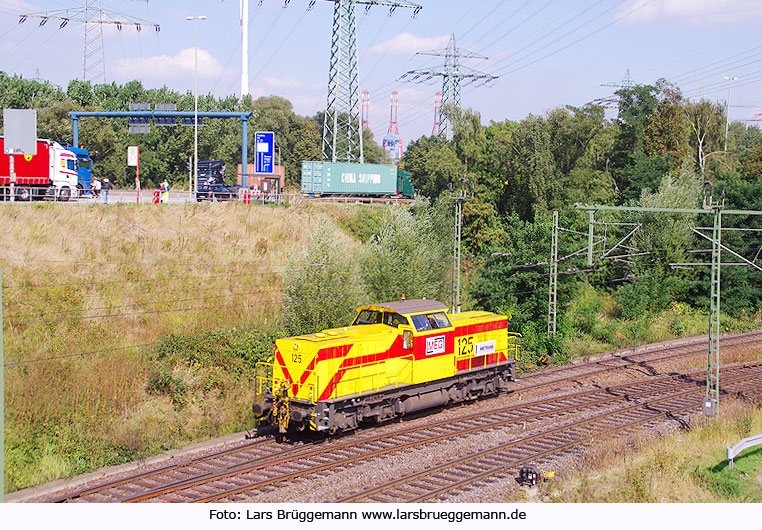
[1, 201, 360, 492]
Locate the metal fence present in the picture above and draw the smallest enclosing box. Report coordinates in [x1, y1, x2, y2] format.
[727, 433, 762, 469]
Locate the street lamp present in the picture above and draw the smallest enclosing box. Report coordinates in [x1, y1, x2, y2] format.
[186, 15, 206, 196]
[723, 75, 738, 152]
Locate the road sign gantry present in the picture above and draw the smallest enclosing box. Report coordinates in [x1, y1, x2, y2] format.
[68, 110, 254, 187]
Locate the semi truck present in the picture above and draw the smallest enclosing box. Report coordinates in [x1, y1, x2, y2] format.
[301, 161, 414, 198]
[0, 137, 80, 201]
[62, 143, 94, 195]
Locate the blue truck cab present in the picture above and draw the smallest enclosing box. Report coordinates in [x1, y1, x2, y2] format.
[62, 143, 93, 195]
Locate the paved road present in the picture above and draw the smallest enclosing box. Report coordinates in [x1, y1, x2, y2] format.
[85, 189, 196, 204]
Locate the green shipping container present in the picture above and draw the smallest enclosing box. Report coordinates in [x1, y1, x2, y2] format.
[301, 161, 398, 196]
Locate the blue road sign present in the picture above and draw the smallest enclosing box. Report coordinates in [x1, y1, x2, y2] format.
[255, 131, 274, 174]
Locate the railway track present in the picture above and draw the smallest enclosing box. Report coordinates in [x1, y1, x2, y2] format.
[33, 331, 762, 503]
[338, 370, 762, 503]
[44, 360, 762, 503]
[516, 329, 762, 390]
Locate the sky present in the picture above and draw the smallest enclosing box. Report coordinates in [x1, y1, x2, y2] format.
[2, 0, 762, 147]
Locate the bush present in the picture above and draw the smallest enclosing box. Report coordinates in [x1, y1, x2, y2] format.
[360, 199, 452, 303]
[282, 217, 365, 335]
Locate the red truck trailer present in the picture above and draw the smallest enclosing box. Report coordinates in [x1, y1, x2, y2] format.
[0, 137, 79, 201]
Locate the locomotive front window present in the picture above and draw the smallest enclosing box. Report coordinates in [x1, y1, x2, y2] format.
[353, 310, 383, 325]
[410, 314, 431, 331]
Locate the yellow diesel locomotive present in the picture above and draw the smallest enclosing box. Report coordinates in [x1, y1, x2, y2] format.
[253, 299, 520, 433]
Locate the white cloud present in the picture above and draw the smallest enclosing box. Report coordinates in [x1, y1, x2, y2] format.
[367, 32, 450, 56]
[618, 0, 762, 26]
[113, 48, 228, 81]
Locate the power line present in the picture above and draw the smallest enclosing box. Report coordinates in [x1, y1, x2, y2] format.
[6, 298, 283, 325]
[1, 269, 285, 291]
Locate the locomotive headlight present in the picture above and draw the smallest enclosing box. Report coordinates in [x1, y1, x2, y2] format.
[293, 344, 300, 350]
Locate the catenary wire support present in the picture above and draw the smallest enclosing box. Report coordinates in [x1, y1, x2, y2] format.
[449, 173, 472, 313]
[707, 202, 722, 417]
[548, 211, 558, 337]
[577, 199, 762, 418]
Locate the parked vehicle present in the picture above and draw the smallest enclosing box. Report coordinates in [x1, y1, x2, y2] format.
[0, 137, 79, 201]
[196, 182, 240, 201]
[196, 160, 240, 201]
[301, 161, 414, 198]
[61, 143, 94, 196]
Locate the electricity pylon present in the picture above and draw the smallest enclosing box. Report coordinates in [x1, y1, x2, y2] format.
[401, 33, 496, 140]
[592, 68, 642, 108]
[19, 1, 159, 84]
[317, 0, 421, 163]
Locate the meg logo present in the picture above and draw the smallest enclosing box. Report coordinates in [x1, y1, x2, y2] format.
[426, 335, 446, 355]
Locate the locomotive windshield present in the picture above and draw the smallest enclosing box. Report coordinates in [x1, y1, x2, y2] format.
[353, 309, 408, 328]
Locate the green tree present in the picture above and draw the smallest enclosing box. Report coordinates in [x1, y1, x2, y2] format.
[611, 84, 658, 197]
[360, 198, 452, 303]
[684, 99, 726, 180]
[504, 115, 559, 220]
[644, 79, 691, 169]
[401, 134, 463, 198]
[283, 218, 364, 335]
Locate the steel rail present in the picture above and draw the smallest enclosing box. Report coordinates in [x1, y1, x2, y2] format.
[337, 370, 762, 502]
[175, 364, 762, 503]
[518, 330, 762, 386]
[43, 331, 762, 503]
[47, 435, 280, 503]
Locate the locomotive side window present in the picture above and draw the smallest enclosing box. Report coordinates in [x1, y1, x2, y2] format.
[353, 309, 409, 328]
[429, 312, 451, 328]
[411, 312, 451, 332]
[385, 312, 408, 328]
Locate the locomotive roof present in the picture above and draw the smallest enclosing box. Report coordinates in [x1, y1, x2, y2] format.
[362, 299, 448, 316]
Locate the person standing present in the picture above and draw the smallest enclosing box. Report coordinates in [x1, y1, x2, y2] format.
[102, 177, 113, 204]
[92, 178, 102, 199]
[160, 178, 170, 204]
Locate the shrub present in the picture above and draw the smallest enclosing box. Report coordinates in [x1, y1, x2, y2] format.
[282, 217, 365, 335]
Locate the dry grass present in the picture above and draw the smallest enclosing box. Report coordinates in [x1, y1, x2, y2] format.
[1, 201, 361, 492]
[544, 399, 762, 502]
